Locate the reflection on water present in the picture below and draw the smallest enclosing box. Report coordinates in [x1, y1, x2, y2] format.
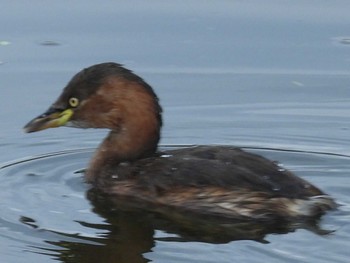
[2, 1, 350, 262]
[0, 147, 348, 262]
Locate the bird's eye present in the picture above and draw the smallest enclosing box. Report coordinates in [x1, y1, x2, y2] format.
[69, 97, 79, 108]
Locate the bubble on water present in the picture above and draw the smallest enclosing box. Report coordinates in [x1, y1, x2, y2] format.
[0, 41, 10, 46]
[332, 36, 350, 46]
[272, 186, 281, 191]
[119, 162, 130, 167]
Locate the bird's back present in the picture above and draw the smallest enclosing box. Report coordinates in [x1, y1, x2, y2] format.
[97, 146, 336, 220]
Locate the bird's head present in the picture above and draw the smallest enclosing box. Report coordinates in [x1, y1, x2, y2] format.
[24, 62, 162, 135]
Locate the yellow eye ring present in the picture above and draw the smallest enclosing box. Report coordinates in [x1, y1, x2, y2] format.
[69, 97, 79, 108]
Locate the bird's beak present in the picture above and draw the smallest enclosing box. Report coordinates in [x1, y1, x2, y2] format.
[23, 107, 74, 133]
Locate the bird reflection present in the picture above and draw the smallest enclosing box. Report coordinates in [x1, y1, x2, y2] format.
[27, 188, 331, 263]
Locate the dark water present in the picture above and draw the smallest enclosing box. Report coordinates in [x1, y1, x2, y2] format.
[1, 1, 350, 262]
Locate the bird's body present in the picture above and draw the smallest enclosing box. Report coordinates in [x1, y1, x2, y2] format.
[24, 62, 335, 221]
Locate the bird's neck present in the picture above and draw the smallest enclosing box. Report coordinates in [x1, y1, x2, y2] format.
[85, 117, 160, 183]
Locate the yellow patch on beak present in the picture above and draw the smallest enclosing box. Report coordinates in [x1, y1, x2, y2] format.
[23, 109, 74, 133]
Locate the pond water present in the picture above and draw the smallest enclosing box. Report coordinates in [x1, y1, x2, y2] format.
[1, 1, 350, 262]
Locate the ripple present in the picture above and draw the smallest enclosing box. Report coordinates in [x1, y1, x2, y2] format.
[0, 149, 100, 234]
[0, 146, 349, 262]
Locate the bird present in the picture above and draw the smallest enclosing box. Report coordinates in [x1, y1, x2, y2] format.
[24, 62, 336, 222]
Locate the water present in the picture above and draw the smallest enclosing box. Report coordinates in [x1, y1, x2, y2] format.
[1, 1, 350, 262]
[0, 148, 349, 262]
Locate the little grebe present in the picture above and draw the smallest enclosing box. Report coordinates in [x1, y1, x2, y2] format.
[24, 62, 336, 221]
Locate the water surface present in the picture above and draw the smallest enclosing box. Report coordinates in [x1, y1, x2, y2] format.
[1, 1, 350, 262]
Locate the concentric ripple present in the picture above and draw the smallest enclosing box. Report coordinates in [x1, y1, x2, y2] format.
[0, 147, 349, 263]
